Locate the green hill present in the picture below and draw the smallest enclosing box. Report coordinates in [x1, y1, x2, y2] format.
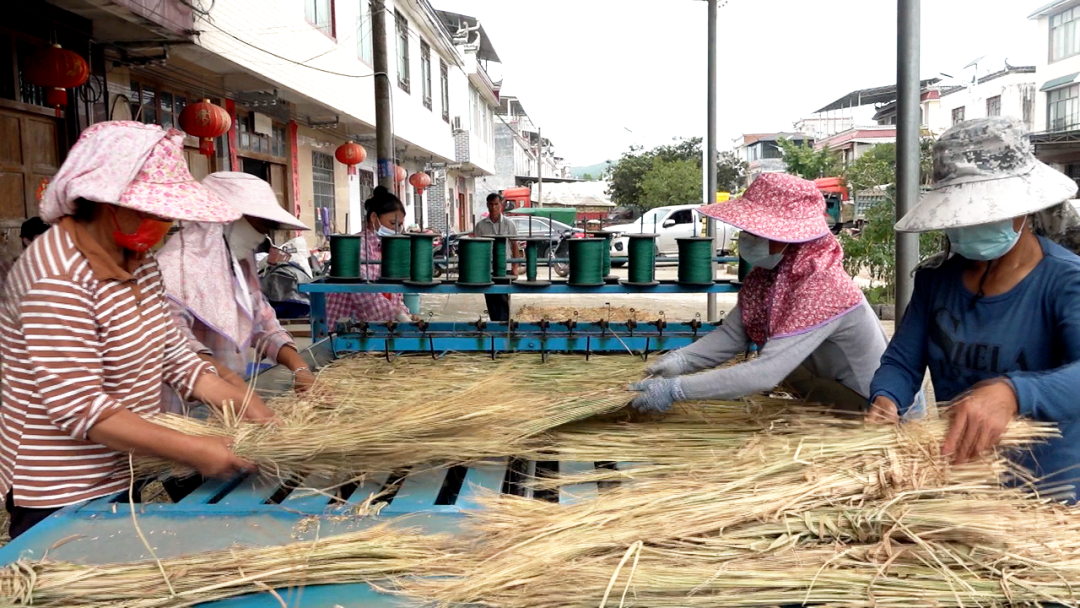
[570, 162, 612, 180]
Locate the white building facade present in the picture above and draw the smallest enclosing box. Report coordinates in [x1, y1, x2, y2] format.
[938, 66, 1037, 132]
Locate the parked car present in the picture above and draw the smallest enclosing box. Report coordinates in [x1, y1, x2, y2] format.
[506, 215, 578, 256]
[606, 204, 737, 265]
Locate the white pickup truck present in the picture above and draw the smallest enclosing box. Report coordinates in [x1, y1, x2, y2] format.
[607, 204, 737, 264]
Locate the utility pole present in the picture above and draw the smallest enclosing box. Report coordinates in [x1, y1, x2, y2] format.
[372, 0, 394, 190]
[895, 0, 921, 321]
[705, 0, 719, 323]
[536, 127, 543, 208]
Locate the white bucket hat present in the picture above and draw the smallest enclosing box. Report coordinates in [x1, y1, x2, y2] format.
[896, 117, 1078, 233]
[201, 172, 310, 231]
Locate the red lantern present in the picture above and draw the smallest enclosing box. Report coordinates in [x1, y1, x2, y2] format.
[23, 44, 90, 117]
[335, 142, 367, 178]
[178, 99, 231, 158]
[408, 172, 432, 196]
[395, 165, 408, 183]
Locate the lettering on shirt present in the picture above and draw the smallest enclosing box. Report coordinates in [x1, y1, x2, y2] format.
[928, 307, 1029, 386]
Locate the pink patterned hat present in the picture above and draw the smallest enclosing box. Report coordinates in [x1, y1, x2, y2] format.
[119, 130, 240, 223]
[40, 121, 239, 223]
[699, 173, 831, 243]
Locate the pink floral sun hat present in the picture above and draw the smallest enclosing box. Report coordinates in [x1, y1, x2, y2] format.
[40, 121, 240, 224]
[698, 172, 831, 243]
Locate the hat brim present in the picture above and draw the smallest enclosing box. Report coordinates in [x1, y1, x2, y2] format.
[119, 180, 242, 223]
[896, 161, 1079, 232]
[242, 204, 310, 231]
[698, 199, 831, 243]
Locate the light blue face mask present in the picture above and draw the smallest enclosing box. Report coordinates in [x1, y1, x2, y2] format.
[376, 225, 397, 237]
[739, 231, 786, 270]
[945, 218, 1025, 262]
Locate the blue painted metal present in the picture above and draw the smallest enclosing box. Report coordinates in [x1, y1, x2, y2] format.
[301, 280, 740, 294]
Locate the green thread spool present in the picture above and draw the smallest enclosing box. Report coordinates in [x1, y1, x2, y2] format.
[490, 235, 511, 283]
[568, 238, 606, 286]
[405, 233, 439, 286]
[328, 235, 362, 280]
[587, 230, 619, 283]
[379, 235, 412, 282]
[623, 233, 659, 286]
[677, 237, 715, 286]
[457, 237, 494, 286]
[516, 237, 551, 287]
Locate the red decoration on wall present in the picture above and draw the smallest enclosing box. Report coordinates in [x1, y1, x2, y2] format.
[23, 44, 90, 117]
[334, 142, 367, 178]
[394, 165, 408, 183]
[408, 172, 432, 196]
[178, 99, 231, 158]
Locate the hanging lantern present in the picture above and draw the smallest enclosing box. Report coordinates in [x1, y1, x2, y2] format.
[408, 172, 432, 196]
[23, 44, 90, 117]
[178, 99, 232, 158]
[335, 142, 367, 178]
[394, 165, 408, 183]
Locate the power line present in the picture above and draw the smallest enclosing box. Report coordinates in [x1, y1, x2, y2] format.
[202, 21, 378, 78]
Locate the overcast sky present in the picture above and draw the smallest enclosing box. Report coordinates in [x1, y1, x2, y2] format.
[433, 0, 1048, 167]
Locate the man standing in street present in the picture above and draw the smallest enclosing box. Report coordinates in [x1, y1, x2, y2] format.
[474, 192, 518, 321]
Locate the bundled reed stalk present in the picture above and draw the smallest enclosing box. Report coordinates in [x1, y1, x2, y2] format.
[399, 417, 1078, 608]
[0, 524, 454, 608]
[136, 355, 643, 481]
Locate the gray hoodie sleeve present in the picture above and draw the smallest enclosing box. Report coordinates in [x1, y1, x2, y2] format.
[674, 304, 752, 373]
[679, 318, 837, 401]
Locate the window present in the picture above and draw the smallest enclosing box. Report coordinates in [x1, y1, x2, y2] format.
[440, 60, 450, 122]
[420, 41, 432, 110]
[237, 113, 287, 158]
[669, 210, 693, 225]
[1049, 84, 1080, 131]
[987, 95, 1002, 117]
[952, 106, 966, 126]
[129, 81, 187, 129]
[312, 151, 336, 236]
[1052, 7, 1080, 62]
[305, 0, 335, 37]
[357, 0, 372, 64]
[396, 10, 410, 93]
[762, 143, 783, 160]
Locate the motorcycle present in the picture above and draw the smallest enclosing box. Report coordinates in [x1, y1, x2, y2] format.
[433, 231, 460, 278]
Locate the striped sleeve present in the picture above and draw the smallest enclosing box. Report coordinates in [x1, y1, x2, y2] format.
[167, 298, 214, 356]
[159, 306, 215, 400]
[20, 278, 125, 440]
[251, 290, 295, 362]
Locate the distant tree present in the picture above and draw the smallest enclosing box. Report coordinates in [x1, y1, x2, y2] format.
[777, 137, 843, 180]
[640, 158, 702, 210]
[581, 172, 594, 181]
[606, 137, 745, 212]
[716, 151, 748, 193]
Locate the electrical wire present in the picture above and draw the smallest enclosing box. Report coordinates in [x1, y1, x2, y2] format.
[202, 21, 377, 78]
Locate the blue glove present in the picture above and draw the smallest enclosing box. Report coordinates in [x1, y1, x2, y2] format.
[628, 377, 686, 413]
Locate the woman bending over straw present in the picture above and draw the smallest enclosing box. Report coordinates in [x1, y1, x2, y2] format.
[629, 173, 925, 417]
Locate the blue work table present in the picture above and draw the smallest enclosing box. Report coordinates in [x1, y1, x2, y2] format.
[0, 460, 604, 607]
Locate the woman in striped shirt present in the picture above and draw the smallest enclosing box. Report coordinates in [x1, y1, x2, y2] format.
[0, 122, 275, 539]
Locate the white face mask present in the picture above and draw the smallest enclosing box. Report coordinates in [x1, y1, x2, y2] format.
[739, 231, 786, 270]
[225, 219, 267, 261]
[375, 224, 397, 237]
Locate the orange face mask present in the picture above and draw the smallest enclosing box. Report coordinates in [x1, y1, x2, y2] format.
[110, 208, 172, 253]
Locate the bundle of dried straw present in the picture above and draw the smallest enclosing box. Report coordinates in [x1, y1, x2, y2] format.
[136, 354, 642, 481]
[0, 523, 453, 608]
[399, 415, 1080, 608]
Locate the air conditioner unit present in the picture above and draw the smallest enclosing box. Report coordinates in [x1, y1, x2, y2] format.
[452, 116, 463, 131]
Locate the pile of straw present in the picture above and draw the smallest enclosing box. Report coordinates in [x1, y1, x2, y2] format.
[0, 523, 452, 608]
[400, 415, 1080, 608]
[137, 354, 643, 481]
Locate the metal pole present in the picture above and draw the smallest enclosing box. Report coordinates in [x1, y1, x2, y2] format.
[706, 0, 719, 322]
[536, 127, 543, 208]
[372, 0, 395, 190]
[895, 0, 921, 321]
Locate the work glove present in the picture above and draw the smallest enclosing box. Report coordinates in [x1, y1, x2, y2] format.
[644, 351, 690, 378]
[628, 377, 686, 413]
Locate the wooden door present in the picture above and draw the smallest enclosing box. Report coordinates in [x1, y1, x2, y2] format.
[0, 106, 60, 265]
